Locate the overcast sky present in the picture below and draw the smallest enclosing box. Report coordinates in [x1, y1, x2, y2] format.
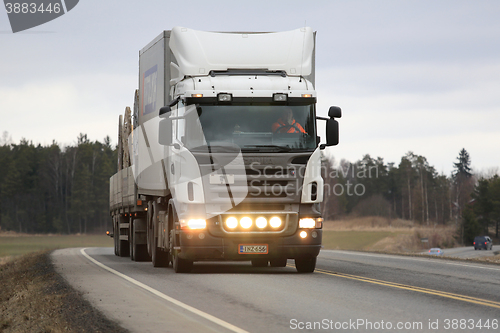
[1, 0, 499, 175]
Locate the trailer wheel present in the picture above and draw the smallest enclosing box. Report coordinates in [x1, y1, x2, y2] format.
[113, 217, 118, 256]
[129, 218, 135, 261]
[170, 230, 192, 273]
[118, 215, 130, 257]
[147, 202, 153, 257]
[270, 258, 287, 267]
[295, 257, 316, 273]
[133, 217, 150, 262]
[251, 259, 268, 267]
[118, 238, 130, 257]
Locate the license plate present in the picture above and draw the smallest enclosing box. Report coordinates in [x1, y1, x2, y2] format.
[238, 244, 268, 254]
[210, 174, 235, 185]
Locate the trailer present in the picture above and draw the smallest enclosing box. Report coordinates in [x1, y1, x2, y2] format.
[109, 27, 341, 273]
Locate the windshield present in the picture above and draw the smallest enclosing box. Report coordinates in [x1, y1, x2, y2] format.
[180, 104, 317, 152]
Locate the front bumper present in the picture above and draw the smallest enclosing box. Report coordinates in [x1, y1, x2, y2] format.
[177, 229, 322, 261]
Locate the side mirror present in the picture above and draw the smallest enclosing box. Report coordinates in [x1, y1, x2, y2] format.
[159, 116, 172, 146]
[325, 118, 339, 146]
[328, 106, 342, 119]
[159, 106, 171, 118]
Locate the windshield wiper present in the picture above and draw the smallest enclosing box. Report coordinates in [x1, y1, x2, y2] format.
[190, 144, 241, 153]
[242, 145, 293, 152]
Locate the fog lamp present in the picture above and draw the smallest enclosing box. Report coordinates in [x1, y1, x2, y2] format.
[226, 217, 238, 229]
[270, 216, 282, 228]
[256, 217, 267, 229]
[240, 217, 252, 229]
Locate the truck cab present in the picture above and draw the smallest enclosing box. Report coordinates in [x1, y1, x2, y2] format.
[110, 27, 341, 273]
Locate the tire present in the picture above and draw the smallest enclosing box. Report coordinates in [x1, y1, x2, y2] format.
[147, 202, 154, 257]
[133, 217, 151, 262]
[129, 218, 135, 261]
[152, 232, 169, 267]
[113, 217, 118, 256]
[118, 216, 130, 257]
[270, 258, 287, 267]
[152, 246, 169, 267]
[251, 259, 268, 267]
[170, 229, 192, 273]
[295, 257, 316, 273]
[118, 239, 130, 257]
[150, 203, 169, 267]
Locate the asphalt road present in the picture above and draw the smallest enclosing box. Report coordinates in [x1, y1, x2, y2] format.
[52, 248, 500, 333]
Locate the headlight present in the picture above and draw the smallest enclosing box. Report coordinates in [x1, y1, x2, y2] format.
[299, 231, 308, 238]
[186, 219, 206, 229]
[269, 216, 282, 228]
[299, 218, 316, 229]
[299, 218, 323, 229]
[240, 217, 252, 229]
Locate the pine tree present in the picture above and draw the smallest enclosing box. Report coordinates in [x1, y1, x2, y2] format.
[453, 148, 472, 179]
[462, 206, 480, 245]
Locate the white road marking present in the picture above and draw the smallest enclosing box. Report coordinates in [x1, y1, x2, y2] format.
[320, 249, 500, 271]
[80, 248, 249, 333]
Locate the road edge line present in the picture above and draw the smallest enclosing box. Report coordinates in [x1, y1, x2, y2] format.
[80, 248, 249, 333]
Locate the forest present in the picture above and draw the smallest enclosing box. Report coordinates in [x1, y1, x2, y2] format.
[0, 133, 116, 234]
[321, 149, 500, 241]
[0, 131, 498, 243]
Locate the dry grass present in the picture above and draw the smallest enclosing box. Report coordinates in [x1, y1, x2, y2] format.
[323, 217, 458, 253]
[0, 232, 113, 258]
[0, 234, 123, 332]
[473, 254, 500, 264]
[325, 216, 419, 230]
[0, 251, 127, 333]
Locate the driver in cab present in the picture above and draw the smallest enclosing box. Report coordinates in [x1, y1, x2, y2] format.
[272, 108, 306, 133]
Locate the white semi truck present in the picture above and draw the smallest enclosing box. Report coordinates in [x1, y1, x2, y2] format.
[109, 27, 341, 273]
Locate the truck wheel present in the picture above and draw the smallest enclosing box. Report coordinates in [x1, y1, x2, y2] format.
[118, 239, 130, 257]
[113, 217, 118, 256]
[147, 202, 154, 257]
[150, 203, 169, 267]
[152, 246, 170, 267]
[133, 217, 151, 262]
[118, 216, 130, 257]
[152, 226, 169, 267]
[129, 218, 135, 261]
[270, 258, 287, 267]
[170, 230, 192, 273]
[295, 257, 316, 273]
[251, 259, 268, 267]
